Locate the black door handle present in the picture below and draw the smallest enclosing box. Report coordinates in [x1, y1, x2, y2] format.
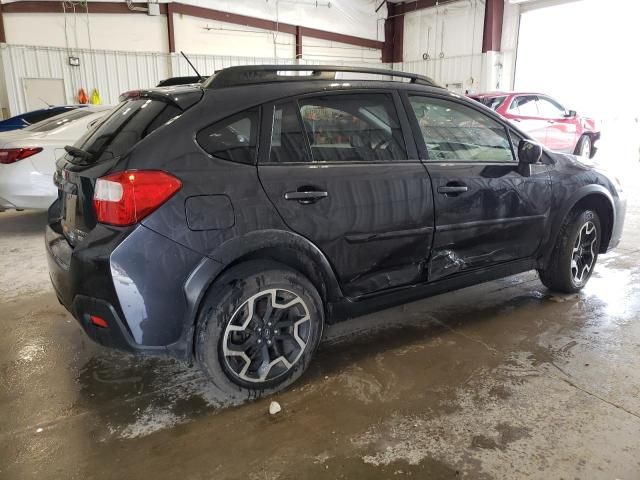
[438, 185, 468, 195]
[284, 190, 328, 204]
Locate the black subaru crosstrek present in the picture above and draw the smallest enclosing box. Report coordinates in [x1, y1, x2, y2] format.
[47, 65, 626, 398]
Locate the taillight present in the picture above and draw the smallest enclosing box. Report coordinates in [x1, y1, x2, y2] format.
[0, 147, 43, 165]
[93, 170, 182, 226]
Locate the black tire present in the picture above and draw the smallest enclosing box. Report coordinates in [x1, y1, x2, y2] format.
[538, 209, 601, 293]
[574, 135, 593, 158]
[195, 260, 324, 400]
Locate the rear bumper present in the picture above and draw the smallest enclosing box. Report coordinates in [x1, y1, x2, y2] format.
[46, 209, 213, 359]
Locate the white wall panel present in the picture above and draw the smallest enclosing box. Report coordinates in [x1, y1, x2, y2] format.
[0, 44, 392, 116]
[0, 44, 172, 115]
[403, 0, 485, 62]
[172, 15, 295, 58]
[301, 37, 381, 64]
[3, 12, 169, 53]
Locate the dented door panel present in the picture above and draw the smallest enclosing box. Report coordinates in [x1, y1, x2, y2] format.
[427, 163, 552, 281]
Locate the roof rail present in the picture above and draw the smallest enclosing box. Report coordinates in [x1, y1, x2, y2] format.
[203, 64, 441, 89]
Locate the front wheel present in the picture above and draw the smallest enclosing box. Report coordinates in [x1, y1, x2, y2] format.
[195, 260, 324, 400]
[575, 135, 593, 158]
[538, 209, 601, 293]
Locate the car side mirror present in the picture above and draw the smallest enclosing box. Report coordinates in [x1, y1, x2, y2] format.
[517, 139, 542, 176]
[518, 139, 543, 164]
[564, 109, 577, 118]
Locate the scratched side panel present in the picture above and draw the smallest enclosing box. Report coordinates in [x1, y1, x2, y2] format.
[427, 163, 552, 281]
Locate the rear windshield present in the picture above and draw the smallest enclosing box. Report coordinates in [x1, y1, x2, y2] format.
[474, 96, 506, 111]
[25, 109, 93, 132]
[73, 98, 181, 163]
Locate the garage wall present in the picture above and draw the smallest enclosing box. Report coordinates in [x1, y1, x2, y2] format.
[398, 0, 517, 93]
[403, 0, 485, 62]
[172, 15, 296, 58]
[301, 37, 381, 63]
[2, 12, 169, 53]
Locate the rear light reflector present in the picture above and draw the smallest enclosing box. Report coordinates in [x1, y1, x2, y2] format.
[0, 147, 43, 165]
[89, 315, 109, 328]
[93, 170, 182, 226]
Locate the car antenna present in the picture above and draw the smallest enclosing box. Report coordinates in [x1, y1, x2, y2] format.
[180, 51, 203, 82]
[39, 97, 53, 108]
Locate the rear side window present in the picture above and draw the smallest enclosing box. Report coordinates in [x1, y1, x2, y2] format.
[299, 93, 407, 162]
[197, 109, 259, 165]
[74, 99, 181, 163]
[269, 102, 310, 163]
[409, 95, 514, 162]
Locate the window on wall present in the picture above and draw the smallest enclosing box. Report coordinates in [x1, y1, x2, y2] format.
[298, 93, 407, 162]
[409, 95, 514, 162]
[197, 108, 259, 165]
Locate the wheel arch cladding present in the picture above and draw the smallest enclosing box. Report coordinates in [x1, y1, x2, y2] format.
[210, 230, 342, 303]
[546, 186, 615, 263]
[182, 229, 344, 361]
[572, 193, 614, 252]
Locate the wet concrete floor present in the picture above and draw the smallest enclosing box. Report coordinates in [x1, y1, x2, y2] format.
[1, 166, 639, 479]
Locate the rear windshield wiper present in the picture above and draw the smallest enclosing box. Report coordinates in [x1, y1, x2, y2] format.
[64, 145, 94, 162]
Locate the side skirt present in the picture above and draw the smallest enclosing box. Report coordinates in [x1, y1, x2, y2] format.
[327, 258, 538, 323]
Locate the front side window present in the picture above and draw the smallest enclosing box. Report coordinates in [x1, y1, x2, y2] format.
[509, 95, 539, 117]
[298, 93, 407, 162]
[409, 95, 514, 162]
[197, 108, 259, 164]
[536, 97, 566, 118]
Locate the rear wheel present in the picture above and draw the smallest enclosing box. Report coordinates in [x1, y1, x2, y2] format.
[195, 261, 324, 399]
[538, 209, 601, 293]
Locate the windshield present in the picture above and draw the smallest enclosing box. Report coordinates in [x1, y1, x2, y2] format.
[25, 108, 95, 133]
[72, 98, 181, 163]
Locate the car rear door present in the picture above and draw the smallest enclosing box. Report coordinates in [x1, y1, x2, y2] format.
[404, 92, 551, 281]
[258, 90, 435, 298]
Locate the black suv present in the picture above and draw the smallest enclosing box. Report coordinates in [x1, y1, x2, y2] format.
[47, 65, 626, 398]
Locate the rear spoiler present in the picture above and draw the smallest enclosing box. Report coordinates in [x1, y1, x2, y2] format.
[119, 87, 203, 111]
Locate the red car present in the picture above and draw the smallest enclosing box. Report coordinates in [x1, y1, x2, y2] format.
[469, 92, 599, 158]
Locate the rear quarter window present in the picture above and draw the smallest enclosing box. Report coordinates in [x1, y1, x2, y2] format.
[74, 99, 182, 163]
[196, 108, 259, 165]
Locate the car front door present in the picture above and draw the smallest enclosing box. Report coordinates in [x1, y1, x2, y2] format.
[536, 96, 578, 153]
[258, 91, 435, 297]
[404, 93, 552, 281]
[505, 95, 549, 146]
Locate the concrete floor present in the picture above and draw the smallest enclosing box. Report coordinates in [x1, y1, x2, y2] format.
[1, 163, 639, 480]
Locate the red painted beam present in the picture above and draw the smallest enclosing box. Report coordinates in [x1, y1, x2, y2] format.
[392, 0, 438, 16]
[295, 26, 302, 59]
[482, 0, 504, 52]
[167, 2, 176, 53]
[382, 3, 404, 63]
[0, 3, 5, 44]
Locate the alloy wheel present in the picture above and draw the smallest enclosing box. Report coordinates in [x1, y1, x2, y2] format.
[571, 221, 597, 284]
[222, 288, 311, 384]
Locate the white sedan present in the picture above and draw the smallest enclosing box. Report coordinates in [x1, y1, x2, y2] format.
[0, 106, 111, 210]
